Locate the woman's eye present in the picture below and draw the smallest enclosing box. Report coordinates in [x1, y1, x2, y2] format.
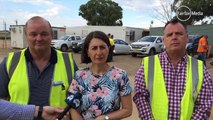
[91, 47, 97, 50]
[100, 46, 106, 50]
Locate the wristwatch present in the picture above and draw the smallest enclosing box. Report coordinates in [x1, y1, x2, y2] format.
[37, 106, 43, 120]
[104, 115, 109, 120]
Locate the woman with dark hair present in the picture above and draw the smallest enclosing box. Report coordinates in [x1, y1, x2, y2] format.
[69, 31, 132, 120]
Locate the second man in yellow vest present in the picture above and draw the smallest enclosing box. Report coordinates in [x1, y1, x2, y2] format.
[133, 18, 213, 120]
[108, 33, 115, 62]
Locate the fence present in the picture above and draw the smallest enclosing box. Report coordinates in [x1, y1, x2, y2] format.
[0, 39, 10, 48]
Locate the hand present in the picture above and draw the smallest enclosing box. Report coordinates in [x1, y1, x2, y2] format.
[42, 106, 64, 120]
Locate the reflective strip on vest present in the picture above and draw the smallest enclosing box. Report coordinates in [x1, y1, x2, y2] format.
[62, 52, 74, 85]
[49, 50, 74, 107]
[6, 49, 75, 107]
[7, 51, 21, 78]
[142, 55, 203, 120]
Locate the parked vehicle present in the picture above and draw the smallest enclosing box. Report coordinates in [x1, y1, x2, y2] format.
[113, 39, 131, 54]
[130, 36, 163, 57]
[186, 35, 195, 49]
[186, 35, 202, 56]
[71, 38, 131, 54]
[161, 44, 166, 52]
[71, 38, 85, 53]
[51, 35, 82, 52]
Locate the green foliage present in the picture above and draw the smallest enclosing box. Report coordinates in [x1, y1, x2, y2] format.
[173, 0, 213, 25]
[79, 0, 123, 26]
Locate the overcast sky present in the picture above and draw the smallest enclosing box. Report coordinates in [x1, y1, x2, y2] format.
[0, 0, 171, 30]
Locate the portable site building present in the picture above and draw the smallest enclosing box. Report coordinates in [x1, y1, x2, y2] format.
[10, 25, 66, 48]
[66, 26, 149, 43]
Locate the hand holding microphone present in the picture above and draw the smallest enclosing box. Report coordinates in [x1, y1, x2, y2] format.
[57, 92, 82, 120]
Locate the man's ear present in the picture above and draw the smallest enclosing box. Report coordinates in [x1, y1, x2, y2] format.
[162, 36, 165, 44]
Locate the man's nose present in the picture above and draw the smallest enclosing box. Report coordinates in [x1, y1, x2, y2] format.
[36, 34, 42, 40]
[171, 34, 177, 40]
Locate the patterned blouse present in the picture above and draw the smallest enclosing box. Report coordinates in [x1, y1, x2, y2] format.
[69, 66, 132, 120]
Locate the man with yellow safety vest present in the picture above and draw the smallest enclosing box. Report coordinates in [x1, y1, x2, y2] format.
[107, 33, 115, 62]
[133, 18, 213, 120]
[0, 16, 78, 119]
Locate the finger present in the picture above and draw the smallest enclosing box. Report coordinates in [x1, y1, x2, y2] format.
[55, 108, 64, 113]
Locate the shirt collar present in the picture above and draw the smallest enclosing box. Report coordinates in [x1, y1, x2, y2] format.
[162, 51, 188, 64]
[25, 47, 57, 64]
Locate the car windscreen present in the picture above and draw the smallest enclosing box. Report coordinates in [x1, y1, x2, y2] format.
[114, 39, 128, 45]
[138, 36, 156, 42]
[59, 36, 69, 40]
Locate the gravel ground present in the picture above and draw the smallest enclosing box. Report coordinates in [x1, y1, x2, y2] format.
[0, 40, 212, 119]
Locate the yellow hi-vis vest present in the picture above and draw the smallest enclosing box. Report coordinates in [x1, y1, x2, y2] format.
[109, 38, 115, 46]
[142, 55, 203, 120]
[6, 49, 75, 107]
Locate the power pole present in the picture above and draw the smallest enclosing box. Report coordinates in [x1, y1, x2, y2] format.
[3, 20, 7, 48]
[15, 20, 18, 25]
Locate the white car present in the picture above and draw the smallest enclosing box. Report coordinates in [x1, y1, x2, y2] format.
[51, 35, 82, 52]
[130, 36, 163, 57]
[113, 39, 131, 54]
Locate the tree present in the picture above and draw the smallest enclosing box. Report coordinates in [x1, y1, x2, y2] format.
[173, 0, 213, 25]
[153, 0, 175, 24]
[79, 0, 123, 26]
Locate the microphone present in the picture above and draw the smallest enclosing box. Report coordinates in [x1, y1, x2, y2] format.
[57, 92, 82, 120]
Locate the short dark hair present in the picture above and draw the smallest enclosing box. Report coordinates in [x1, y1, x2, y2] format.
[110, 35, 114, 39]
[164, 18, 187, 32]
[25, 16, 53, 36]
[81, 31, 111, 64]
